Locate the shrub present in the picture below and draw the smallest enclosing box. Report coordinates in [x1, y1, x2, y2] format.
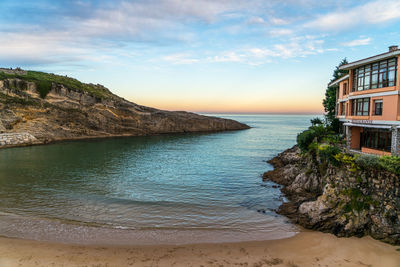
[334, 153, 358, 172]
[297, 125, 328, 152]
[318, 144, 341, 165]
[379, 156, 400, 175]
[322, 134, 344, 145]
[35, 80, 52, 98]
[355, 154, 380, 170]
[327, 118, 340, 134]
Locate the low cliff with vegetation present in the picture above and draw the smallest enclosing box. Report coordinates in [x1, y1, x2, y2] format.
[0, 68, 249, 147]
[264, 122, 400, 245]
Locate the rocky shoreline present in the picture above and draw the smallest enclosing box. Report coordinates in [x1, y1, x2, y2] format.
[263, 146, 400, 245]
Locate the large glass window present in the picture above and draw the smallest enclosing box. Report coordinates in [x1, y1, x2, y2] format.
[351, 98, 370, 116]
[361, 128, 391, 152]
[352, 58, 397, 91]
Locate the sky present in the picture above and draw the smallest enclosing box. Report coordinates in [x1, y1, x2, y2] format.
[1, 0, 400, 113]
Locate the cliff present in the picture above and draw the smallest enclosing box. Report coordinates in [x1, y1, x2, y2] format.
[264, 146, 400, 245]
[0, 69, 249, 147]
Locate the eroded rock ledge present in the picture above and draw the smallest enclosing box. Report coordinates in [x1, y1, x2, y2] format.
[263, 146, 400, 245]
[0, 77, 249, 148]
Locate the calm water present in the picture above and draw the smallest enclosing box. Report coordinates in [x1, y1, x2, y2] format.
[0, 114, 314, 245]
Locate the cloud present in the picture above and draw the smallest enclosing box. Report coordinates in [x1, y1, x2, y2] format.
[305, 0, 400, 31]
[269, 17, 289, 25]
[163, 53, 199, 64]
[0, 0, 370, 68]
[0, 0, 282, 67]
[207, 36, 326, 65]
[247, 17, 266, 25]
[341, 37, 372, 47]
[211, 51, 245, 63]
[269, 28, 293, 36]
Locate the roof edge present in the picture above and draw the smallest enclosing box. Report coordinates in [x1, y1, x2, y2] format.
[339, 50, 400, 70]
[328, 74, 349, 87]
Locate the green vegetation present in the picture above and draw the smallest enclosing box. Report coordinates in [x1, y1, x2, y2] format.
[378, 156, 400, 175]
[310, 117, 323, 126]
[322, 58, 349, 133]
[298, 58, 400, 176]
[342, 188, 376, 212]
[297, 121, 400, 175]
[335, 151, 400, 175]
[296, 120, 343, 153]
[0, 69, 114, 99]
[297, 124, 329, 152]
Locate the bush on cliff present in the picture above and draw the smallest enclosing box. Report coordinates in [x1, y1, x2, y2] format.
[336, 152, 400, 175]
[354, 154, 380, 170]
[0, 70, 113, 99]
[379, 156, 400, 175]
[297, 125, 329, 152]
[318, 144, 341, 165]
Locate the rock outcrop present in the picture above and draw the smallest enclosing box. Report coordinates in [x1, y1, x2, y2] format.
[264, 146, 400, 245]
[0, 73, 249, 147]
[0, 132, 38, 147]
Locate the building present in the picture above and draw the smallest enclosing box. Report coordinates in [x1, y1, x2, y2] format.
[331, 45, 400, 156]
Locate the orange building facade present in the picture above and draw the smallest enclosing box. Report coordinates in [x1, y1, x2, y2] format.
[332, 46, 400, 156]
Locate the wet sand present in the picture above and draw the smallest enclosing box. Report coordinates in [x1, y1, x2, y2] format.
[0, 230, 399, 267]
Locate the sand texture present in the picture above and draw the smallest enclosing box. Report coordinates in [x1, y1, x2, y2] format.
[0, 231, 399, 267]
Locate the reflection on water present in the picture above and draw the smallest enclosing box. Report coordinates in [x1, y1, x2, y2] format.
[0, 114, 314, 244]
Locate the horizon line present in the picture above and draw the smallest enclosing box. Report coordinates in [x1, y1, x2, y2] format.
[190, 111, 325, 115]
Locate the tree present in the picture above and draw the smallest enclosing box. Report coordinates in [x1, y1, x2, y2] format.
[323, 58, 349, 132]
[310, 117, 323, 126]
[331, 58, 349, 82]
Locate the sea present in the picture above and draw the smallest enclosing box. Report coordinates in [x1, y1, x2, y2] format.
[0, 114, 316, 245]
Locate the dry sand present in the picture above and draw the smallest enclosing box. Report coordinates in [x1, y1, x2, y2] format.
[0, 230, 399, 267]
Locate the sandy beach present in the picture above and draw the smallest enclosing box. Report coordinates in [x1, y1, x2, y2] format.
[0, 230, 399, 267]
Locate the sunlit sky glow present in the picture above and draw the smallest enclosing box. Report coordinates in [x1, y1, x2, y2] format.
[1, 0, 400, 113]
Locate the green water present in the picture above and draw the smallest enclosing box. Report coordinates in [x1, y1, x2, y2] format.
[0, 114, 315, 244]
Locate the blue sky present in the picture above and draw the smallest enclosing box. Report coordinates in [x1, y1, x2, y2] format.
[1, 0, 400, 113]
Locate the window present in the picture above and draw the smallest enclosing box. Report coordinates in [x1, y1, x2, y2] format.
[361, 128, 391, 152]
[352, 58, 397, 91]
[343, 83, 347, 95]
[352, 98, 370, 116]
[374, 100, 383, 116]
[340, 102, 346, 115]
[352, 69, 357, 91]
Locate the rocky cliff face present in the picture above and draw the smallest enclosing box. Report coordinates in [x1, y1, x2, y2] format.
[264, 146, 400, 245]
[0, 77, 249, 146]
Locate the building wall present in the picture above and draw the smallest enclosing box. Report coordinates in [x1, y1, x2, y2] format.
[349, 85, 397, 97]
[398, 95, 400, 120]
[370, 94, 399, 121]
[350, 127, 361, 149]
[397, 55, 400, 90]
[338, 55, 400, 121]
[361, 147, 392, 156]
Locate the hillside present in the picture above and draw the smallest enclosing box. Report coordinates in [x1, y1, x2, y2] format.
[0, 68, 249, 147]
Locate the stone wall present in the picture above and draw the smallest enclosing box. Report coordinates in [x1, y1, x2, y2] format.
[0, 133, 37, 147]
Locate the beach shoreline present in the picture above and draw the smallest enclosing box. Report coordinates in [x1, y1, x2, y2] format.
[1, 230, 399, 266]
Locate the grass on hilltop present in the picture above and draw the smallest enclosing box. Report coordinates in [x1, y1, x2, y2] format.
[0, 70, 114, 99]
